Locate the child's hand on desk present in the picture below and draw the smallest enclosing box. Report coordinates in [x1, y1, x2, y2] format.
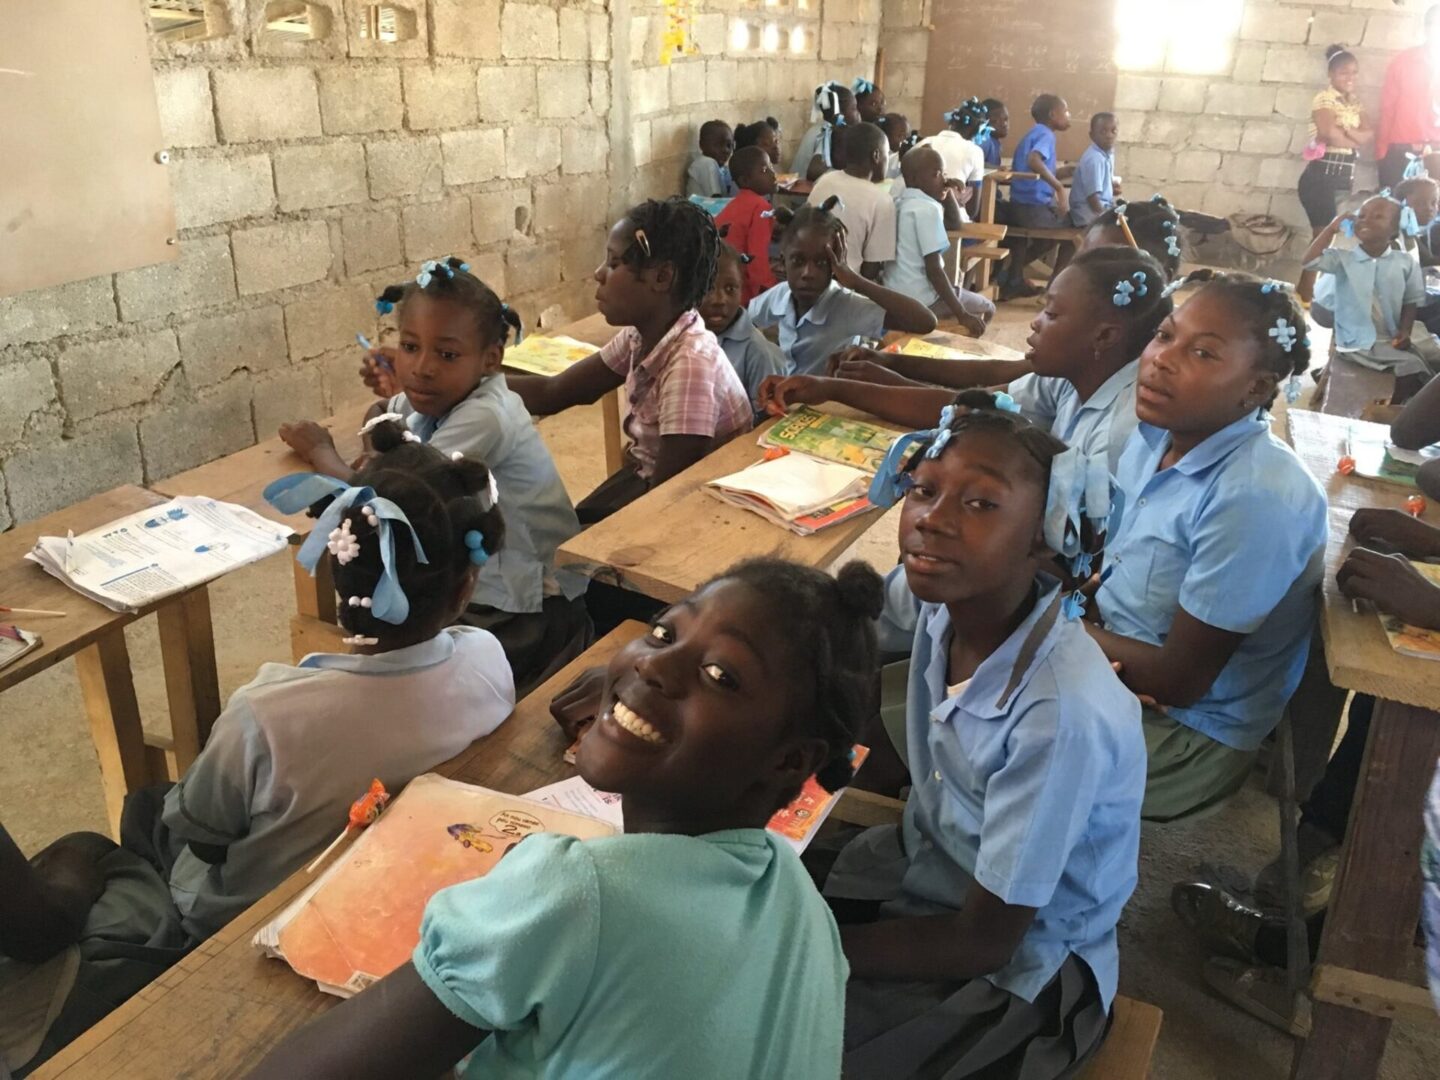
[828, 348, 913, 387]
[757, 374, 835, 416]
[1349, 507, 1440, 558]
[1338, 547, 1440, 629]
[549, 666, 606, 740]
[1391, 332, 1414, 351]
[279, 420, 337, 465]
[360, 347, 400, 399]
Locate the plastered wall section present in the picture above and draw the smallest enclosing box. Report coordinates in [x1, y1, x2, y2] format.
[0, 0, 880, 528]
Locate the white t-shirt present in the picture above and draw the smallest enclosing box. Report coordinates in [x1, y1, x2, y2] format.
[806, 171, 898, 270]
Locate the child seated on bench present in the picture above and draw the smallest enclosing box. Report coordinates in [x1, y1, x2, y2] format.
[1070, 113, 1119, 228]
[807, 122, 898, 279]
[999, 94, 1075, 301]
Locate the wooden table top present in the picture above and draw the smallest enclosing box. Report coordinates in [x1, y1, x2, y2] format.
[0, 486, 169, 693]
[34, 620, 647, 1080]
[555, 408, 899, 604]
[1287, 409, 1440, 710]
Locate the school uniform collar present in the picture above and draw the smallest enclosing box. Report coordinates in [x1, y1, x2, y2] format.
[405, 375, 506, 441]
[1078, 359, 1138, 413]
[634, 310, 703, 373]
[923, 578, 1067, 722]
[298, 629, 457, 674]
[895, 186, 938, 209]
[791, 280, 845, 327]
[717, 310, 756, 344]
[1134, 409, 1270, 476]
[1348, 244, 1403, 266]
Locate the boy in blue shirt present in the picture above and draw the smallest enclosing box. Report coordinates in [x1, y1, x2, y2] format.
[977, 98, 1008, 168]
[685, 119, 736, 199]
[999, 94, 1074, 300]
[1070, 113, 1118, 228]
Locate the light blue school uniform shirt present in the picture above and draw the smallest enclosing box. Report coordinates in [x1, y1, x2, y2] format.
[1010, 125, 1058, 206]
[1097, 412, 1327, 751]
[1069, 142, 1115, 227]
[1305, 245, 1426, 352]
[979, 131, 1003, 169]
[715, 309, 785, 410]
[415, 830, 847, 1080]
[1007, 360, 1140, 472]
[828, 572, 1144, 1008]
[885, 187, 950, 308]
[747, 280, 887, 376]
[791, 122, 829, 175]
[160, 629, 515, 940]
[389, 374, 586, 613]
[685, 154, 733, 199]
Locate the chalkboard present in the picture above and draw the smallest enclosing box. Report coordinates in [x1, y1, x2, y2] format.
[921, 0, 1118, 165]
[0, 0, 176, 298]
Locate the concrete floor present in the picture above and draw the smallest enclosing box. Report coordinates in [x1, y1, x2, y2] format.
[3, 303, 1438, 1077]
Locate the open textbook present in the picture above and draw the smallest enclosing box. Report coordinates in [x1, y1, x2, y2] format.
[759, 406, 904, 473]
[26, 497, 292, 613]
[501, 335, 600, 377]
[1349, 427, 1440, 488]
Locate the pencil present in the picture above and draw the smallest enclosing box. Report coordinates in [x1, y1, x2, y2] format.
[357, 333, 394, 374]
[1116, 213, 1140, 250]
[0, 606, 65, 617]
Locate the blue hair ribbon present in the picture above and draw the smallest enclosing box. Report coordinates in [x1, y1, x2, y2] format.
[1404, 152, 1429, 181]
[852, 77, 875, 95]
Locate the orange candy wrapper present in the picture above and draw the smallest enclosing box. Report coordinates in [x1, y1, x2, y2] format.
[306, 779, 391, 873]
[1405, 495, 1427, 518]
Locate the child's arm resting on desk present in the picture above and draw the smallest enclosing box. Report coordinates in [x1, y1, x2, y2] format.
[1390, 371, 1440, 449]
[837, 346, 1031, 390]
[1338, 547, 1440, 630]
[507, 353, 625, 416]
[757, 374, 956, 430]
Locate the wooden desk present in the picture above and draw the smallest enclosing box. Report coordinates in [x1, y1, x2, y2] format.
[883, 329, 1028, 365]
[0, 487, 221, 834]
[34, 621, 647, 1080]
[974, 169, 1038, 294]
[555, 409, 899, 604]
[1285, 408, 1440, 1080]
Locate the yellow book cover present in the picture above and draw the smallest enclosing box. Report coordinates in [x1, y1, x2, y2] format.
[1378, 561, 1440, 661]
[758, 406, 904, 474]
[502, 335, 599, 377]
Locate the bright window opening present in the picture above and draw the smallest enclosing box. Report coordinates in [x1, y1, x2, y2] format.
[1114, 0, 1243, 74]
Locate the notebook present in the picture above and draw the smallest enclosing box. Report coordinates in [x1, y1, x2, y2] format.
[0, 625, 41, 672]
[758, 406, 904, 473]
[705, 453, 875, 535]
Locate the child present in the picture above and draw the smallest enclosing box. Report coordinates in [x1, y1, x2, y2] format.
[734, 116, 781, 165]
[978, 97, 1009, 169]
[700, 241, 785, 413]
[758, 247, 1170, 472]
[792, 82, 859, 181]
[884, 145, 995, 335]
[686, 119, 736, 199]
[749, 197, 937, 376]
[250, 557, 883, 1080]
[714, 146, 779, 302]
[906, 97, 988, 214]
[1070, 113, 1119, 228]
[807, 122, 897, 277]
[132, 421, 517, 942]
[876, 112, 913, 179]
[1084, 195, 1183, 280]
[1000, 94, 1074, 300]
[279, 259, 590, 693]
[1304, 194, 1440, 401]
[507, 197, 752, 521]
[853, 76, 885, 123]
[822, 394, 1146, 1079]
[1089, 273, 1327, 821]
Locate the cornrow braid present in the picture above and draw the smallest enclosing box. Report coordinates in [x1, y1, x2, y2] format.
[321, 419, 504, 641]
[779, 194, 848, 248]
[621, 197, 721, 312]
[716, 238, 753, 268]
[374, 257, 523, 348]
[908, 390, 1068, 482]
[1092, 197, 1183, 279]
[1066, 246, 1173, 357]
[946, 97, 989, 139]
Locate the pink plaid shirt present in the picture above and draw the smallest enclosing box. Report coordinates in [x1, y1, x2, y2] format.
[599, 310, 753, 480]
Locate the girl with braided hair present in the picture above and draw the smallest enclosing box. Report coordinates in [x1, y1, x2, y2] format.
[792, 81, 860, 181]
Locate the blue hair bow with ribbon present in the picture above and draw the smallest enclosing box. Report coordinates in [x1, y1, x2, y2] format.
[1404, 152, 1430, 181]
[852, 77, 875, 96]
[262, 474, 430, 625]
[1044, 448, 1123, 620]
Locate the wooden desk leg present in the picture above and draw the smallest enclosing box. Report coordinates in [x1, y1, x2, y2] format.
[75, 629, 148, 838]
[156, 587, 223, 779]
[602, 389, 623, 476]
[1290, 698, 1440, 1080]
[976, 177, 999, 294]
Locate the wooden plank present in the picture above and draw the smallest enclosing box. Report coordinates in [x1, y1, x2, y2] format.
[1311, 965, 1438, 1026]
[1290, 697, 1440, 1080]
[831, 787, 906, 828]
[1285, 410, 1440, 710]
[74, 630, 150, 838]
[601, 389, 624, 476]
[1078, 996, 1162, 1080]
[554, 410, 898, 605]
[35, 621, 649, 1080]
[155, 587, 222, 776]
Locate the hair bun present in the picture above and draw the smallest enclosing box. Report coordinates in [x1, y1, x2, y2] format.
[835, 561, 884, 620]
[367, 418, 409, 453]
[820, 195, 842, 213]
[1325, 43, 1347, 60]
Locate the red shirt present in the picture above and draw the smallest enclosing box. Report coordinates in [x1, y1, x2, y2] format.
[714, 189, 778, 304]
[1379, 45, 1440, 157]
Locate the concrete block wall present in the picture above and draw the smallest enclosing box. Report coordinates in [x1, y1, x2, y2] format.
[0, 0, 885, 528]
[1112, 0, 1428, 277]
[878, 0, 928, 124]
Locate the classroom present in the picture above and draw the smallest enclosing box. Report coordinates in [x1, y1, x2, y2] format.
[4, 0, 1440, 1077]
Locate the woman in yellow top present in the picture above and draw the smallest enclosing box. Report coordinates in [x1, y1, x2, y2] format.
[1298, 44, 1374, 301]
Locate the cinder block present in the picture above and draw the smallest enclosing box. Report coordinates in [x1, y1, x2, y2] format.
[589, 12, 609, 61]
[562, 127, 609, 175]
[0, 276, 116, 347]
[477, 66, 537, 121]
[172, 153, 275, 229]
[468, 251, 508, 297]
[880, 27, 927, 64]
[632, 67, 670, 116]
[433, 0, 503, 58]
[1241, 120, 1295, 155]
[366, 137, 444, 199]
[591, 67, 610, 117]
[1240, 5, 1309, 43]
[140, 378, 255, 480]
[1202, 185, 1277, 218]
[232, 221, 334, 296]
[401, 199, 475, 262]
[1364, 15, 1423, 52]
[0, 356, 59, 441]
[1270, 191, 1312, 231]
[631, 119, 653, 167]
[647, 114, 691, 162]
[441, 129, 508, 185]
[342, 210, 404, 275]
[1123, 147, 1176, 181]
[178, 305, 288, 387]
[631, 15, 655, 62]
[1258, 156, 1307, 189]
[505, 241, 563, 295]
[505, 126, 561, 179]
[1174, 149, 1223, 182]
[559, 7, 588, 60]
[319, 67, 404, 134]
[252, 364, 327, 436]
[318, 346, 372, 412]
[1115, 75, 1162, 111]
[5, 416, 143, 522]
[58, 329, 180, 421]
[342, 0, 429, 59]
[116, 235, 236, 321]
[155, 68, 216, 148]
[1231, 41, 1267, 83]
[670, 61, 708, 108]
[1219, 154, 1263, 188]
[821, 24, 863, 63]
[1206, 83, 1278, 117]
[560, 226, 604, 284]
[1157, 79, 1206, 113]
[707, 60, 737, 103]
[501, 4, 560, 59]
[471, 187, 533, 247]
[538, 67, 591, 119]
[533, 180, 605, 236]
[250, 0, 346, 58]
[1273, 86, 1317, 121]
[1192, 116, 1244, 152]
[274, 142, 368, 212]
[404, 66, 479, 131]
[0, 474, 11, 532]
[882, 0, 926, 24]
[214, 68, 322, 142]
[1309, 12, 1367, 45]
[285, 284, 376, 361]
[1142, 115, 1194, 146]
[694, 12, 725, 55]
[1262, 45, 1323, 85]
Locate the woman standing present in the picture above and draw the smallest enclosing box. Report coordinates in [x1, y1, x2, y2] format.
[1298, 45, 1373, 302]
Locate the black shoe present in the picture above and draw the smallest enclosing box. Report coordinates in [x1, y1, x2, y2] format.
[1171, 881, 1282, 962]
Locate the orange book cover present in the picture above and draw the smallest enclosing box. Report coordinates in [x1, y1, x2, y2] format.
[273, 774, 616, 995]
[767, 746, 870, 847]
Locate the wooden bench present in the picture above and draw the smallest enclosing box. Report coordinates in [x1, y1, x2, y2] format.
[946, 222, 1009, 300]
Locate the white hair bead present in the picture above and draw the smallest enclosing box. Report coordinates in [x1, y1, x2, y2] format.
[342, 635, 380, 647]
[451, 451, 464, 461]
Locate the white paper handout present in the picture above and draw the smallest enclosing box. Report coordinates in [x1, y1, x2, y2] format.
[27, 496, 293, 613]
